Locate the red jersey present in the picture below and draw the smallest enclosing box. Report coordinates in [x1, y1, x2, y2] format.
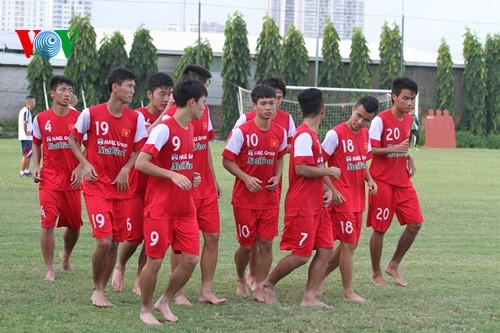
[322, 123, 371, 212]
[128, 107, 160, 198]
[142, 117, 196, 219]
[72, 103, 148, 199]
[32, 109, 81, 191]
[222, 120, 287, 209]
[369, 109, 413, 187]
[285, 123, 325, 217]
[166, 104, 216, 199]
[234, 109, 296, 144]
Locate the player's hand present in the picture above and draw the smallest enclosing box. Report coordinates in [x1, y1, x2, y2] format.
[323, 188, 333, 207]
[112, 168, 129, 193]
[407, 157, 416, 178]
[367, 179, 378, 195]
[166, 96, 175, 110]
[171, 173, 192, 190]
[83, 162, 98, 182]
[33, 166, 42, 183]
[331, 188, 346, 206]
[215, 182, 223, 199]
[265, 176, 280, 191]
[244, 176, 263, 193]
[328, 167, 341, 180]
[192, 172, 201, 188]
[70, 164, 83, 188]
[394, 139, 410, 153]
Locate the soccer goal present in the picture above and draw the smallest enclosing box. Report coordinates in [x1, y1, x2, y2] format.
[238, 86, 418, 140]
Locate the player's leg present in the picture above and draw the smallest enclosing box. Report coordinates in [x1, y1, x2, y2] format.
[132, 245, 147, 295]
[199, 231, 226, 304]
[385, 186, 424, 286]
[170, 251, 191, 305]
[233, 206, 257, 297]
[40, 227, 56, 281]
[156, 252, 199, 322]
[91, 236, 117, 307]
[339, 242, 365, 302]
[112, 196, 144, 292]
[59, 190, 82, 273]
[367, 180, 394, 286]
[196, 196, 226, 304]
[140, 256, 162, 325]
[316, 208, 337, 295]
[246, 246, 259, 291]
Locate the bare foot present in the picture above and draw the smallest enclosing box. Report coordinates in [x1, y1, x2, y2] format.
[59, 251, 73, 272]
[132, 278, 141, 296]
[174, 294, 192, 306]
[154, 299, 178, 322]
[246, 273, 256, 292]
[45, 267, 56, 281]
[140, 311, 161, 325]
[91, 290, 114, 307]
[253, 286, 265, 303]
[344, 292, 366, 303]
[111, 267, 125, 292]
[315, 284, 324, 296]
[300, 298, 332, 308]
[372, 274, 389, 286]
[385, 266, 408, 287]
[259, 282, 279, 305]
[236, 279, 249, 297]
[198, 291, 227, 305]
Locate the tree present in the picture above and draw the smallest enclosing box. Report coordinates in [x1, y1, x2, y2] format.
[128, 26, 158, 108]
[461, 28, 485, 135]
[26, 54, 53, 114]
[280, 24, 309, 86]
[319, 17, 342, 87]
[173, 39, 214, 82]
[64, 14, 99, 110]
[221, 12, 251, 137]
[484, 33, 500, 134]
[378, 22, 403, 89]
[254, 15, 282, 84]
[435, 39, 455, 113]
[97, 31, 128, 103]
[346, 27, 371, 88]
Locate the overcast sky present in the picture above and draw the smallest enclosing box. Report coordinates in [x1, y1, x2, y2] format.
[91, 0, 500, 62]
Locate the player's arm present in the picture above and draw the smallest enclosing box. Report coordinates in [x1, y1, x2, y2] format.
[222, 158, 262, 193]
[207, 143, 222, 198]
[111, 152, 138, 193]
[407, 155, 416, 178]
[135, 151, 193, 190]
[31, 117, 42, 182]
[265, 157, 283, 191]
[364, 168, 378, 195]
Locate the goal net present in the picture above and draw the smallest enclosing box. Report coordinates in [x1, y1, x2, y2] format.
[238, 86, 403, 140]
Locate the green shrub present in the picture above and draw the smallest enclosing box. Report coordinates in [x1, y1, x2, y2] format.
[455, 131, 500, 149]
[0, 118, 18, 139]
[485, 134, 500, 149]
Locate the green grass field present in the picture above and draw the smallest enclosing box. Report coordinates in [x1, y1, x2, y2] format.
[0, 138, 498, 332]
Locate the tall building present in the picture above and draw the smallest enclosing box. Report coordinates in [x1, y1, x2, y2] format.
[266, 0, 364, 40]
[45, 0, 92, 29]
[0, 0, 46, 31]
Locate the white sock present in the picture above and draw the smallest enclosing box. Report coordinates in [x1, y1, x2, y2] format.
[24, 169, 30, 173]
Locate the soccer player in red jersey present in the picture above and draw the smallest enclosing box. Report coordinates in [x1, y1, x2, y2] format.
[320, 96, 379, 302]
[259, 88, 340, 307]
[68, 68, 148, 307]
[135, 79, 206, 325]
[367, 77, 424, 287]
[32, 75, 83, 281]
[222, 84, 287, 302]
[111, 72, 174, 295]
[233, 76, 296, 291]
[163, 65, 225, 305]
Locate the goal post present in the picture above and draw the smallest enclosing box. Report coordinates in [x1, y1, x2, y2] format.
[237, 85, 419, 140]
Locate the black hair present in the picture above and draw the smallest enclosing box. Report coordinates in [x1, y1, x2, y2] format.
[251, 84, 276, 103]
[26, 95, 34, 100]
[181, 65, 212, 85]
[392, 77, 418, 96]
[50, 75, 74, 90]
[260, 76, 287, 97]
[147, 72, 174, 92]
[107, 67, 135, 92]
[298, 88, 324, 117]
[173, 79, 208, 108]
[354, 96, 379, 114]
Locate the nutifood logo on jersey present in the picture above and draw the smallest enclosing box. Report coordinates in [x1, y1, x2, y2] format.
[16, 29, 79, 59]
